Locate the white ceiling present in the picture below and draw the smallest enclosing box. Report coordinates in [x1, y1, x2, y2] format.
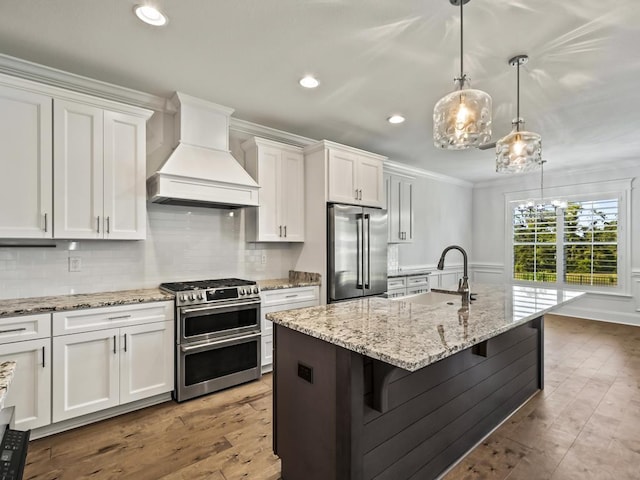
[0, 0, 639, 182]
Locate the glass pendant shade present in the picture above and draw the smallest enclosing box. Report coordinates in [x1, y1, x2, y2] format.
[496, 124, 542, 173]
[433, 84, 492, 149]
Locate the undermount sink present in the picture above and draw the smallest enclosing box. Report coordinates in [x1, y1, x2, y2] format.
[393, 291, 459, 306]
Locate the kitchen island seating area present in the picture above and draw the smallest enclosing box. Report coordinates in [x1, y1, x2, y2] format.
[268, 285, 584, 480]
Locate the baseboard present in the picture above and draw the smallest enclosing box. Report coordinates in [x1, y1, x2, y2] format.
[30, 393, 173, 440]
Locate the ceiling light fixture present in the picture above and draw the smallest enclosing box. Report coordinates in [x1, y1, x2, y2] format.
[387, 115, 405, 124]
[134, 5, 168, 27]
[299, 75, 319, 89]
[496, 54, 542, 173]
[433, 0, 492, 150]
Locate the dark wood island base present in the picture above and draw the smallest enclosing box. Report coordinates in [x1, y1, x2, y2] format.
[274, 317, 543, 480]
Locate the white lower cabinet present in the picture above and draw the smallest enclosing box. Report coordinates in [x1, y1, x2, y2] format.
[0, 313, 51, 430]
[261, 286, 319, 372]
[52, 301, 174, 423]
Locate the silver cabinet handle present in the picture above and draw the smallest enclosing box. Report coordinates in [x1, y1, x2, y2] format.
[124, 333, 127, 352]
[108, 315, 131, 320]
[106, 216, 110, 234]
[0, 327, 27, 334]
[279, 225, 282, 237]
[44, 213, 48, 232]
[284, 225, 287, 238]
[113, 335, 117, 354]
[285, 294, 298, 298]
[359, 189, 363, 200]
[97, 216, 100, 233]
[42, 346, 46, 368]
[355, 188, 359, 200]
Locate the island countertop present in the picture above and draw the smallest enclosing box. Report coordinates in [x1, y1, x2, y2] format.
[266, 284, 584, 372]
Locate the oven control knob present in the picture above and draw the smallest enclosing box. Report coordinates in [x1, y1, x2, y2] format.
[189, 293, 196, 301]
[252, 287, 259, 294]
[180, 294, 187, 302]
[198, 292, 205, 300]
[239, 288, 246, 296]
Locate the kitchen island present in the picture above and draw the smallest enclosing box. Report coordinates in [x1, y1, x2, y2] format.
[266, 284, 584, 480]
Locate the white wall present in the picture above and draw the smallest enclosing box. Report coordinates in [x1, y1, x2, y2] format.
[0, 204, 302, 300]
[472, 161, 640, 325]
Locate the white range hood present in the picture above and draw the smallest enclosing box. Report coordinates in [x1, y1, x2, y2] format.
[147, 92, 259, 208]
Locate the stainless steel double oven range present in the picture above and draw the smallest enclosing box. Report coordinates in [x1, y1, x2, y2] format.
[160, 278, 261, 402]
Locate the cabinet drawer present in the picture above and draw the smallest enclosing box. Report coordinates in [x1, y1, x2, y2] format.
[262, 287, 319, 307]
[406, 275, 429, 287]
[386, 288, 406, 298]
[406, 286, 430, 296]
[0, 313, 51, 344]
[387, 277, 407, 289]
[52, 301, 174, 336]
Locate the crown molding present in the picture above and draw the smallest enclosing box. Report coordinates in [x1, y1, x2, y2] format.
[229, 117, 316, 147]
[0, 53, 168, 112]
[384, 160, 473, 187]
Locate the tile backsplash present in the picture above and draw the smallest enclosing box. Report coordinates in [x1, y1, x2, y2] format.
[0, 204, 303, 300]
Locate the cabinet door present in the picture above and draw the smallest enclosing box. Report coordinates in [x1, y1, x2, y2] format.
[0, 86, 52, 238]
[257, 145, 282, 241]
[53, 100, 104, 239]
[328, 149, 359, 204]
[0, 338, 51, 430]
[280, 150, 305, 241]
[398, 178, 413, 242]
[357, 156, 384, 208]
[120, 321, 174, 404]
[103, 111, 146, 239]
[52, 328, 119, 422]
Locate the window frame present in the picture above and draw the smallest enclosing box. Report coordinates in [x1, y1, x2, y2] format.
[504, 179, 631, 295]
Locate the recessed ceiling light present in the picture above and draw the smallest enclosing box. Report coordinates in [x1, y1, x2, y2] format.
[299, 75, 319, 89]
[134, 5, 168, 26]
[387, 115, 405, 124]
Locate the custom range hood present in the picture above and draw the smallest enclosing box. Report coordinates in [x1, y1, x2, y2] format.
[147, 92, 259, 208]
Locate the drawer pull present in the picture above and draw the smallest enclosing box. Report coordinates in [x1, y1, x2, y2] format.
[0, 327, 27, 334]
[108, 315, 131, 320]
[285, 294, 298, 298]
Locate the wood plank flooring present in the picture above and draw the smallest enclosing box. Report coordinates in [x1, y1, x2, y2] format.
[24, 314, 640, 480]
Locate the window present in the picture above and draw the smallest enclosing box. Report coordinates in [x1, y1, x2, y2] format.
[507, 179, 630, 293]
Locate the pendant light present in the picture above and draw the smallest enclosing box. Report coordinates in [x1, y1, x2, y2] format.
[433, 0, 492, 150]
[496, 55, 542, 173]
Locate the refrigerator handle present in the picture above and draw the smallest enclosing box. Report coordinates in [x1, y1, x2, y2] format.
[364, 213, 371, 289]
[356, 213, 363, 289]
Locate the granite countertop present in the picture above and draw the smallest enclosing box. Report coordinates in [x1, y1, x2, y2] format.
[0, 361, 16, 409]
[258, 271, 321, 291]
[0, 288, 175, 318]
[267, 284, 584, 372]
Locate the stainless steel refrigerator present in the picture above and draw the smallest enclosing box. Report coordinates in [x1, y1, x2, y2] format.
[327, 204, 388, 303]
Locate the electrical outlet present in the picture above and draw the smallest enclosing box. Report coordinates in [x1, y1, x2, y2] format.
[261, 254, 267, 264]
[69, 257, 82, 272]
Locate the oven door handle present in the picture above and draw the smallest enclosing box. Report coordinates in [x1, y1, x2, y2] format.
[180, 332, 261, 353]
[181, 300, 261, 315]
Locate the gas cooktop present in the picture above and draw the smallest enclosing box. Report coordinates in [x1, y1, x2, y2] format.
[159, 278, 260, 307]
[160, 278, 257, 292]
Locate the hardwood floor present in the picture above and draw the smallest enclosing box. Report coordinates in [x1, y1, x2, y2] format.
[25, 314, 640, 480]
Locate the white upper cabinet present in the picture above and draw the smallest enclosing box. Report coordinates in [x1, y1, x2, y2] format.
[326, 143, 384, 208]
[54, 99, 148, 239]
[243, 137, 304, 242]
[386, 173, 414, 243]
[0, 73, 151, 240]
[0, 85, 53, 238]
